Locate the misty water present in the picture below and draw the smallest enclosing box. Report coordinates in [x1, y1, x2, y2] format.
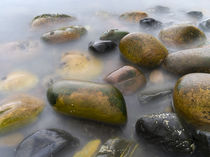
[0, 0, 210, 156]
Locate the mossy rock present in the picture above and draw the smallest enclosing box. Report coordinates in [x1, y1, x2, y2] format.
[95, 137, 141, 157]
[42, 26, 87, 43]
[105, 65, 146, 94]
[159, 24, 206, 49]
[57, 50, 102, 80]
[100, 29, 129, 42]
[163, 47, 210, 75]
[31, 14, 75, 28]
[0, 94, 45, 133]
[73, 139, 101, 157]
[47, 80, 127, 125]
[119, 33, 168, 68]
[173, 73, 210, 131]
[119, 11, 148, 22]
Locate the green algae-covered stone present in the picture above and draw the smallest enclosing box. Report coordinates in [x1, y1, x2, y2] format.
[47, 80, 127, 125]
[31, 14, 75, 28]
[163, 47, 210, 75]
[0, 95, 45, 133]
[159, 24, 206, 49]
[119, 33, 168, 68]
[100, 29, 129, 42]
[42, 26, 87, 43]
[173, 73, 210, 131]
[73, 139, 101, 157]
[119, 11, 148, 23]
[95, 137, 141, 157]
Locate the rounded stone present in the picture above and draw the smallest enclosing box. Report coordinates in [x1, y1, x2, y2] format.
[31, 14, 75, 28]
[119, 11, 148, 23]
[57, 50, 103, 80]
[0, 70, 38, 92]
[119, 33, 168, 68]
[173, 73, 210, 131]
[47, 80, 127, 125]
[159, 24, 206, 49]
[105, 65, 146, 94]
[42, 26, 87, 43]
[0, 94, 45, 132]
[163, 47, 210, 75]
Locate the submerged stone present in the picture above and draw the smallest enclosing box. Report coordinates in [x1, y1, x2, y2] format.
[88, 40, 116, 53]
[150, 5, 170, 14]
[0, 70, 38, 92]
[119, 11, 148, 23]
[0, 40, 41, 61]
[139, 17, 162, 29]
[100, 29, 129, 42]
[135, 113, 195, 154]
[119, 33, 168, 68]
[163, 47, 210, 75]
[105, 65, 146, 95]
[16, 129, 79, 157]
[42, 26, 87, 43]
[187, 11, 203, 19]
[31, 14, 75, 28]
[199, 19, 210, 32]
[0, 94, 45, 133]
[47, 80, 127, 125]
[73, 139, 101, 157]
[159, 24, 206, 49]
[138, 88, 172, 104]
[95, 137, 141, 157]
[57, 50, 102, 80]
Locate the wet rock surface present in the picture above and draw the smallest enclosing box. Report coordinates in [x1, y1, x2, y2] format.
[105, 65, 146, 95]
[173, 73, 210, 131]
[139, 17, 162, 29]
[119, 11, 148, 22]
[95, 137, 142, 157]
[0, 70, 38, 92]
[15, 129, 79, 157]
[88, 40, 116, 53]
[163, 47, 210, 75]
[31, 14, 75, 28]
[73, 139, 101, 157]
[42, 26, 87, 43]
[119, 33, 168, 68]
[100, 29, 129, 42]
[57, 50, 102, 80]
[47, 80, 127, 125]
[135, 113, 195, 154]
[0, 95, 45, 133]
[159, 24, 206, 50]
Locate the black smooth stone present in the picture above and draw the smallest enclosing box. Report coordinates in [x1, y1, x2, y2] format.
[139, 18, 162, 29]
[187, 11, 203, 19]
[135, 113, 195, 154]
[16, 129, 79, 157]
[199, 19, 210, 31]
[88, 40, 116, 53]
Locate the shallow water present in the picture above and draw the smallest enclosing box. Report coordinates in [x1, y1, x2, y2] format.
[0, 0, 210, 156]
